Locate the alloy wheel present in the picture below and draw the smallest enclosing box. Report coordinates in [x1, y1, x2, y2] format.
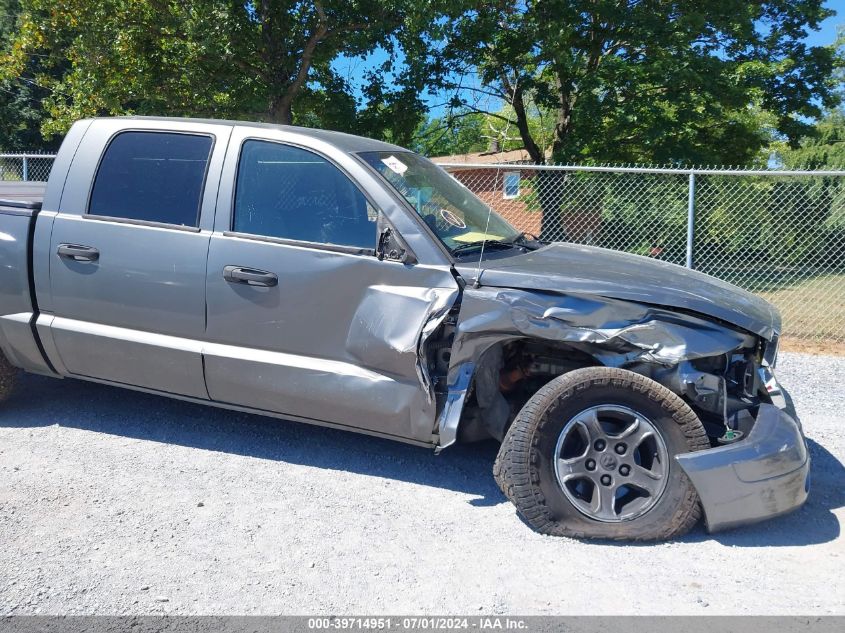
[553, 405, 670, 522]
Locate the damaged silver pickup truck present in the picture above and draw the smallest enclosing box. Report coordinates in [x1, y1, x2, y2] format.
[0, 117, 809, 540]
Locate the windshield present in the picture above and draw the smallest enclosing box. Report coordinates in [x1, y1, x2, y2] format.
[359, 151, 521, 253]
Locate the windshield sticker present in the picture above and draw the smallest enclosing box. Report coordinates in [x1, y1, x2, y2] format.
[381, 155, 408, 175]
[453, 231, 505, 243]
[440, 208, 467, 229]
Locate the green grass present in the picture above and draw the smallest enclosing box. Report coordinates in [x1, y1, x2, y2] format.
[756, 273, 845, 344]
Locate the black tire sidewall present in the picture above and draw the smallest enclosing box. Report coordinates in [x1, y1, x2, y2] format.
[530, 378, 700, 540]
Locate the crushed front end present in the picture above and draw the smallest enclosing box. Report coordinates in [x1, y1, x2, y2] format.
[659, 336, 810, 531]
[675, 365, 810, 532]
[436, 285, 810, 531]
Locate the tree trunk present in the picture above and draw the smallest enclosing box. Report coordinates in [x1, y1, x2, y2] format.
[506, 83, 561, 239]
[511, 85, 545, 164]
[268, 93, 293, 125]
[538, 81, 576, 241]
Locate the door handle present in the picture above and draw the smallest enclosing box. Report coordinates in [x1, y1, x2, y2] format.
[223, 265, 278, 287]
[57, 243, 100, 262]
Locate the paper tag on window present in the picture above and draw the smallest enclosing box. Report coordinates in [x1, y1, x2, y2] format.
[381, 155, 408, 175]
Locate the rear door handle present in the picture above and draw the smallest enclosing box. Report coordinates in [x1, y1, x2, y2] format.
[57, 243, 100, 262]
[223, 265, 278, 287]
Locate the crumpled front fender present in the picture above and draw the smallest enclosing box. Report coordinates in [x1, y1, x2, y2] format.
[437, 286, 756, 449]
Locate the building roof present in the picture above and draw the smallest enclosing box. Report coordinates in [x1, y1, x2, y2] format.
[430, 147, 548, 165]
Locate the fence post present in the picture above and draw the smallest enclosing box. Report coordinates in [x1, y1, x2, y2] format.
[22, 156, 29, 182]
[686, 172, 696, 269]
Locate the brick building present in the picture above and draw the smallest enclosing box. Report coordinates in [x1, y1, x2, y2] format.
[432, 148, 610, 242]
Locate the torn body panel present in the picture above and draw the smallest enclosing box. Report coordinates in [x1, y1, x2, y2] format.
[438, 286, 759, 449]
[2, 116, 809, 540]
[203, 227, 460, 445]
[345, 283, 459, 403]
[433, 282, 810, 531]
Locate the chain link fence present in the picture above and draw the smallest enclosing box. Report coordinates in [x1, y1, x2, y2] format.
[438, 163, 845, 348]
[0, 153, 56, 182]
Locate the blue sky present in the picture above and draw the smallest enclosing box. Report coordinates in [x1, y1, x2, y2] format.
[806, 0, 841, 46]
[333, 1, 844, 120]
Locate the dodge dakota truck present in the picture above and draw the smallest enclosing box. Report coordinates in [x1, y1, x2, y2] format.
[0, 117, 809, 540]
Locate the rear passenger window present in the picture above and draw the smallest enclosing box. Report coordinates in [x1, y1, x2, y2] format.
[233, 140, 376, 249]
[89, 131, 213, 227]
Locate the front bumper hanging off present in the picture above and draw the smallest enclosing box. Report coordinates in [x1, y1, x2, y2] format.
[675, 399, 810, 532]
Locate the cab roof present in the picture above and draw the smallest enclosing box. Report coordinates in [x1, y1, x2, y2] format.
[103, 116, 407, 154]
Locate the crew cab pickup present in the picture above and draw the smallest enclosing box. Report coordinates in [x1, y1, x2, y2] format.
[0, 117, 809, 540]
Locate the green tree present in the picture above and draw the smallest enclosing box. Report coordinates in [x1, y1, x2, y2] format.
[481, 101, 555, 155]
[0, 0, 59, 150]
[768, 110, 845, 272]
[440, 0, 842, 236]
[1, 0, 439, 138]
[777, 109, 845, 169]
[444, 1, 840, 165]
[412, 101, 555, 157]
[411, 111, 488, 156]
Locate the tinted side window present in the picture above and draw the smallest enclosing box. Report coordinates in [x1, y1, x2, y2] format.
[233, 140, 376, 249]
[89, 132, 213, 227]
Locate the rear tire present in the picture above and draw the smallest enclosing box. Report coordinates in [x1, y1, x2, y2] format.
[493, 367, 710, 541]
[0, 352, 19, 404]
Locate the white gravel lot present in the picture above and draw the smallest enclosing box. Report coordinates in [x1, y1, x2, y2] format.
[0, 352, 843, 615]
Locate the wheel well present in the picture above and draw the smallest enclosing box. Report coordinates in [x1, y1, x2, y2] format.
[455, 339, 602, 443]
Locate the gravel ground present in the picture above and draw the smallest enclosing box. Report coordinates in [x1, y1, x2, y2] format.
[0, 352, 842, 615]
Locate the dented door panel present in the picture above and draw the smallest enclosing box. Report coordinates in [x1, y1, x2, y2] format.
[204, 234, 458, 443]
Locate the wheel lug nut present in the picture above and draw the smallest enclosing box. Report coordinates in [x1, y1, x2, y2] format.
[619, 465, 630, 476]
[585, 459, 596, 471]
[594, 439, 606, 451]
[600, 474, 612, 486]
[615, 443, 626, 455]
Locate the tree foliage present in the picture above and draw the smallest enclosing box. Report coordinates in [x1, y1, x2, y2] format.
[777, 109, 845, 169]
[0, 0, 60, 150]
[441, 1, 842, 166]
[1, 0, 439, 139]
[412, 100, 556, 157]
[411, 111, 488, 156]
[0, 0, 841, 165]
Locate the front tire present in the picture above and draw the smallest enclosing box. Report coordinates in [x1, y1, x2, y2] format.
[493, 367, 710, 540]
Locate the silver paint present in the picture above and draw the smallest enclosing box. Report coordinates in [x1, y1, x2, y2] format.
[0, 204, 54, 375]
[458, 242, 781, 340]
[675, 403, 810, 532]
[203, 233, 457, 443]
